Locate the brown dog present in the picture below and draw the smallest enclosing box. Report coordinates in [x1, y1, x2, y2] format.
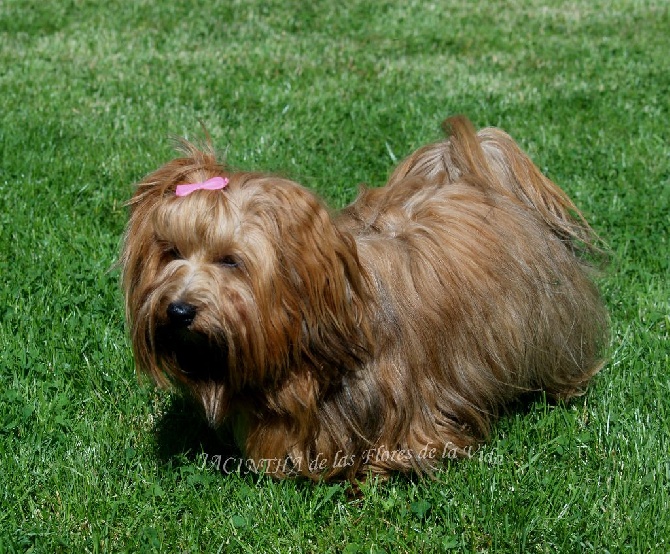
[121, 116, 608, 480]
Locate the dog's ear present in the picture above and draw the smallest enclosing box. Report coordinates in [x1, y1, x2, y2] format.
[250, 181, 372, 384]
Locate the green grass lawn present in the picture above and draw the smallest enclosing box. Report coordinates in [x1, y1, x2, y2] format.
[1, 0, 668, 551]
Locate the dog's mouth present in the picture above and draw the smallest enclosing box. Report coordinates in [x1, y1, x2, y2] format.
[155, 324, 229, 383]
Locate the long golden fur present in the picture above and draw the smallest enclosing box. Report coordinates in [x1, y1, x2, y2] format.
[121, 116, 608, 480]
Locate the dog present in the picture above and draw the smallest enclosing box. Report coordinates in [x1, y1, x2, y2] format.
[121, 115, 608, 480]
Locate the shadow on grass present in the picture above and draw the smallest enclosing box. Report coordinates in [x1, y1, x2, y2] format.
[149, 389, 568, 488]
[151, 395, 314, 488]
[152, 394, 241, 467]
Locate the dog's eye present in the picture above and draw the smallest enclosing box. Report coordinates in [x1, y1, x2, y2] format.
[164, 245, 183, 261]
[216, 255, 241, 268]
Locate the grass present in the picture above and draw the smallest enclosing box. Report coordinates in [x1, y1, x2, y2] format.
[1, 0, 668, 551]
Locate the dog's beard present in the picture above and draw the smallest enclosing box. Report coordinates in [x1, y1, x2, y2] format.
[155, 324, 229, 382]
[144, 299, 235, 429]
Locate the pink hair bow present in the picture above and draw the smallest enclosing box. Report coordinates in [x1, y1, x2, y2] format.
[175, 176, 229, 197]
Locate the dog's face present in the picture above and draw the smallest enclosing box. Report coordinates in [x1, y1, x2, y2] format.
[122, 151, 370, 428]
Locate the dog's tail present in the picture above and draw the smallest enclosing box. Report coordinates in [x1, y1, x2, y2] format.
[387, 115, 605, 260]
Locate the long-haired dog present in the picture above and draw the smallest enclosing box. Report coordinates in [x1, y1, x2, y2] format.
[121, 116, 608, 480]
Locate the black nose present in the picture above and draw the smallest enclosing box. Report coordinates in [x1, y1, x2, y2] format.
[167, 302, 197, 327]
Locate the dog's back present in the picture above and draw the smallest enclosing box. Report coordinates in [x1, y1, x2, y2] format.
[361, 116, 602, 255]
[329, 117, 608, 475]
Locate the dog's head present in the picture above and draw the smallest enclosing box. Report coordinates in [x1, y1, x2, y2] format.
[121, 142, 370, 427]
